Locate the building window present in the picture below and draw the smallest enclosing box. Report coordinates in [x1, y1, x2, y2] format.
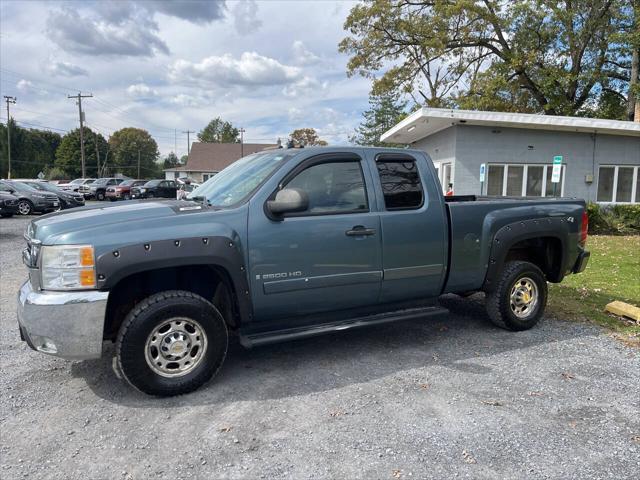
[597, 165, 640, 203]
[376, 159, 424, 209]
[486, 164, 564, 197]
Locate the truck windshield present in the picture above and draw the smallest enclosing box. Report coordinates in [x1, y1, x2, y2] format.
[187, 151, 294, 207]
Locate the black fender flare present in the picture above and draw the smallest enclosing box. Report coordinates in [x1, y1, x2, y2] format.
[482, 216, 571, 290]
[96, 236, 252, 324]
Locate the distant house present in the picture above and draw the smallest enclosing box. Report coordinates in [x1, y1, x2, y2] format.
[164, 142, 276, 183]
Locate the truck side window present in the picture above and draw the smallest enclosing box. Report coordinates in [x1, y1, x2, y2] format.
[376, 159, 424, 209]
[285, 161, 368, 214]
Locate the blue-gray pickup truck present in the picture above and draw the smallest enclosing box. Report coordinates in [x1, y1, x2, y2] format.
[17, 147, 590, 396]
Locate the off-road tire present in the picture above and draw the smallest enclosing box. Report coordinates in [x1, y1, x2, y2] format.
[116, 290, 228, 396]
[486, 261, 547, 331]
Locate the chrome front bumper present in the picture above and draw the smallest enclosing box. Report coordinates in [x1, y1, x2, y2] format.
[17, 281, 109, 360]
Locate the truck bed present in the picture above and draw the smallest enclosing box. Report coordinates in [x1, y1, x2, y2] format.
[443, 196, 586, 293]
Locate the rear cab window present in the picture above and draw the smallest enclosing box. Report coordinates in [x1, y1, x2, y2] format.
[375, 155, 424, 210]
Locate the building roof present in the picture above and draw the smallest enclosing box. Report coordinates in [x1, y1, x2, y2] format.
[381, 107, 640, 144]
[172, 142, 276, 173]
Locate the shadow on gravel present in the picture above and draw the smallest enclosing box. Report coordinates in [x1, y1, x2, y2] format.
[71, 293, 598, 407]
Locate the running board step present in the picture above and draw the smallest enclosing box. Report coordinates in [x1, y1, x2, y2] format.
[239, 306, 449, 348]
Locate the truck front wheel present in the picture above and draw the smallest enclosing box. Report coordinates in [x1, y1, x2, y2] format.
[116, 290, 228, 396]
[485, 261, 547, 331]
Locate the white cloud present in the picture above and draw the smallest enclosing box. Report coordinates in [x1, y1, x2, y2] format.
[127, 83, 159, 98]
[231, 0, 262, 35]
[47, 61, 89, 77]
[282, 76, 328, 98]
[16, 79, 34, 92]
[170, 94, 200, 107]
[46, 8, 169, 57]
[168, 52, 302, 88]
[292, 40, 321, 65]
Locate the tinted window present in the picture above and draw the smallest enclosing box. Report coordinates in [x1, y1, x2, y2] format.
[145, 180, 161, 187]
[286, 161, 368, 214]
[376, 159, 423, 209]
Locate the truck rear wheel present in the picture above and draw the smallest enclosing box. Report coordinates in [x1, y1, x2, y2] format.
[116, 290, 228, 396]
[485, 261, 547, 331]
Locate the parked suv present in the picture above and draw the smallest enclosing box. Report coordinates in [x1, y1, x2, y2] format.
[106, 179, 147, 201]
[58, 178, 96, 192]
[80, 178, 125, 200]
[0, 190, 19, 217]
[131, 179, 177, 199]
[0, 180, 60, 215]
[17, 180, 85, 209]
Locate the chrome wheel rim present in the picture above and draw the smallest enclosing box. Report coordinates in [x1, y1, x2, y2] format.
[510, 277, 538, 318]
[144, 317, 208, 377]
[18, 201, 31, 215]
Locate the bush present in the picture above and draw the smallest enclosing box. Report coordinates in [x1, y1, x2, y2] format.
[45, 167, 67, 181]
[586, 202, 640, 235]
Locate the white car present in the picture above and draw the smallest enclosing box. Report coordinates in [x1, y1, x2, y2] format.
[58, 178, 96, 192]
[176, 182, 200, 200]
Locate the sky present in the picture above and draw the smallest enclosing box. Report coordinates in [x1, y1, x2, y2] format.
[0, 0, 372, 158]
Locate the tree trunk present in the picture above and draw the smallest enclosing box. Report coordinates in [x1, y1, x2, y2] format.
[628, 47, 639, 121]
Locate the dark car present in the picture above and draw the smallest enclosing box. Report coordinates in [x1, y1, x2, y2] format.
[80, 178, 126, 200]
[19, 180, 85, 209]
[0, 180, 59, 215]
[106, 179, 147, 201]
[0, 190, 20, 217]
[131, 179, 177, 199]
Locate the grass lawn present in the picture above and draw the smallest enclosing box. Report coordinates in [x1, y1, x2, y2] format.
[547, 235, 640, 346]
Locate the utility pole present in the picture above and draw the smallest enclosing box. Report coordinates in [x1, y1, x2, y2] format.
[137, 149, 141, 179]
[68, 92, 93, 178]
[182, 130, 194, 155]
[4, 96, 16, 179]
[94, 130, 100, 176]
[239, 127, 246, 157]
[174, 129, 177, 155]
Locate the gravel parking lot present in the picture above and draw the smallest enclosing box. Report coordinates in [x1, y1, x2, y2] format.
[1, 214, 639, 479]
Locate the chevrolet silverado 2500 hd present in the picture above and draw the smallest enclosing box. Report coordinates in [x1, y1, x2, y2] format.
[17, 147, 590, 396]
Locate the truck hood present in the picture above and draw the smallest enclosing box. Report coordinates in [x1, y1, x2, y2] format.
[28, 200, 210, 246]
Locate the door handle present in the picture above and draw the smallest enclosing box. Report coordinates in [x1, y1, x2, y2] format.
[345, 225, 376, 236]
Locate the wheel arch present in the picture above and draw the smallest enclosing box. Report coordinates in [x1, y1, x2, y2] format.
[483, 218, 571, 290]
[99, 236, 252, 340]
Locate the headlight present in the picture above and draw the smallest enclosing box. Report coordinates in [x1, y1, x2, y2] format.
[32, 193, 46, 199]
[140, 188, 146, 192]
[41, 245, 96, 290]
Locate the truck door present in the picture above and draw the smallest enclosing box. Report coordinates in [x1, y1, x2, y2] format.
[369, 152, 448, 302]
[248, 152, 382, 322]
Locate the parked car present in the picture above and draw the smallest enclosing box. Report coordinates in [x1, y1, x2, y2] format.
[18, 180, 85, 209]
[131, 179, 178, 199]
[0, 190, 20, 217]
[0, 180, 59, 215]
[106, 179, 147, 201]
[58, 178, 96, 192]
[176, 182, 200, 200]
[17, 147, 590, 396]
[80, 178, 125, 200]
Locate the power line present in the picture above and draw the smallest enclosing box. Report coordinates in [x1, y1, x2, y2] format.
[15, 120, 68, 132]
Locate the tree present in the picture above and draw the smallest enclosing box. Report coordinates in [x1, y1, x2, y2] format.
[351, 91, 408, 146]
[55, 127, 107, 178]
[163, 152, 181, 169]
[197, 118, 239, 143]
[108, 127, 160, 178]
[289, 128, 328, 146]
[0, 120, 62, 178]
[339, 0, 635, 118]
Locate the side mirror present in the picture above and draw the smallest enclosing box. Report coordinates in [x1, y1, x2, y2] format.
[267, 188, 309, 217]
